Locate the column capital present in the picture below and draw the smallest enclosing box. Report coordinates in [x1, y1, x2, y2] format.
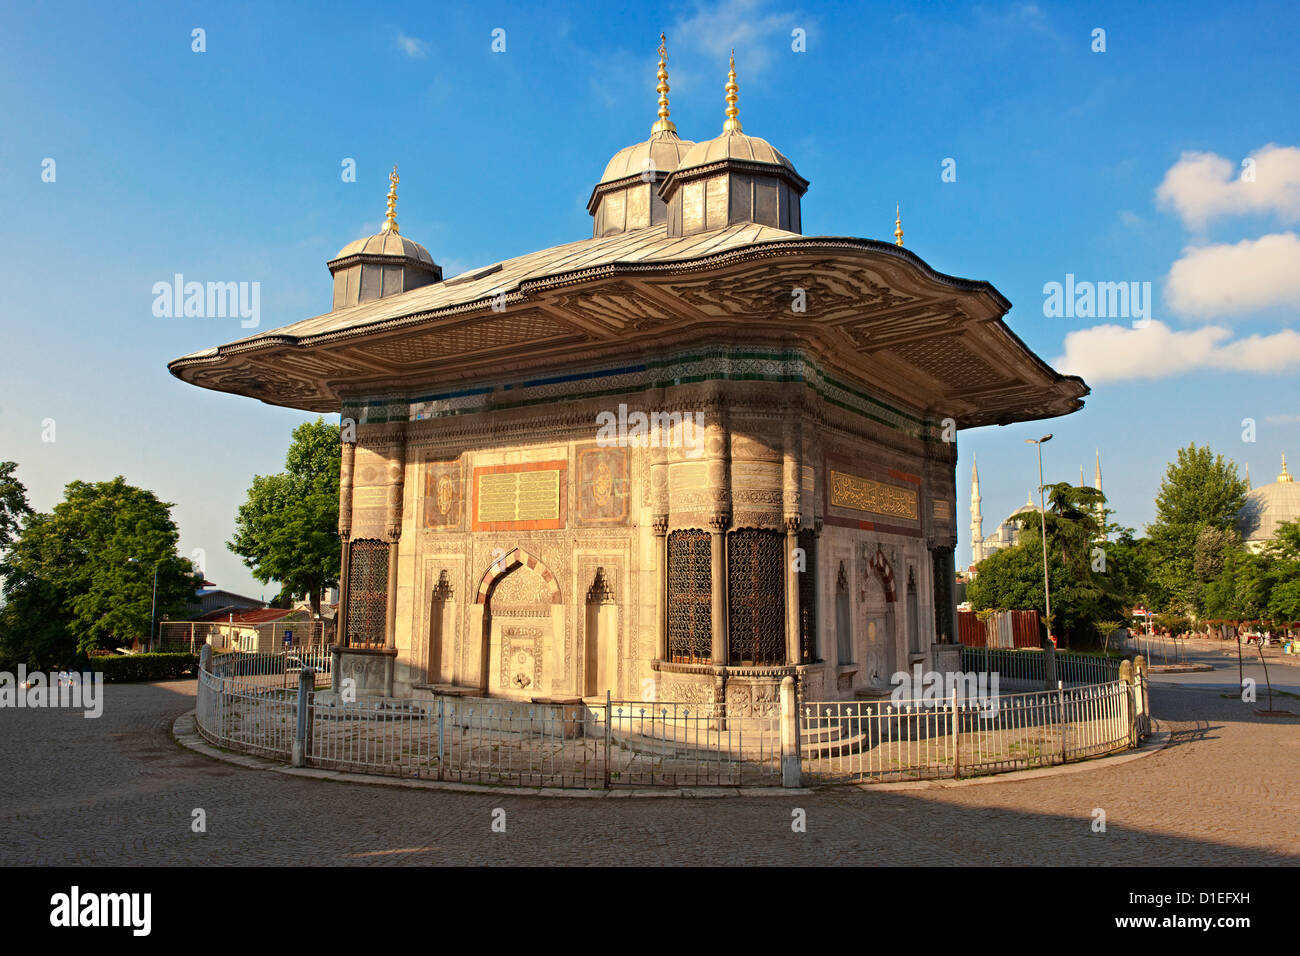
[651, 514, 669, 536]
[784, 514, 801, 534]
[709, 512, 731, 534]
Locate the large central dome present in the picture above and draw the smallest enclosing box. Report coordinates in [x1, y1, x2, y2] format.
[1237, 454, 1300, 551]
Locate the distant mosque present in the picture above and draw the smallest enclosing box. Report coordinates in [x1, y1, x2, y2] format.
[1237, 454, 1299, 553]
[967, 451, 1103, 573]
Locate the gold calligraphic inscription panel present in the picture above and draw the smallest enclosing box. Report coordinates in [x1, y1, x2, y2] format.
[829, 470, 918, 521]
[477, 470, 561, 523]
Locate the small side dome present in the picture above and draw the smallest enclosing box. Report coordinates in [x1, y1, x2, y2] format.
[675, 130, 798, 173]
[326, 166, 441, 310]
[658, 52, 808, 237]
[599, 134, 696, 184]
[333, 231, 435, 266]
[587, 34, 696, 237]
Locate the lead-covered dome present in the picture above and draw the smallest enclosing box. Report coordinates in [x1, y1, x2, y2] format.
[327, 166, 441, 310]
[657, 52, 808, 237]
[588, 34, 695, 237]
[1237, 455, 1300, 550]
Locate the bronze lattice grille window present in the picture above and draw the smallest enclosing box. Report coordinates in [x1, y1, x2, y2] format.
[727, 528, 786, 666]
[667, 529, 711, 663]
[346, 538, 390, 648]
[797, 528, 817, 663]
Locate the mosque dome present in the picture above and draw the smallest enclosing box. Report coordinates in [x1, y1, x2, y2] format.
[598, 133, 695, 185]
[1237, 454, 1300, 550]
[588, 35, 696, 237]
[658, 51, 808, 237]
[333, 230, 435, 267]
[676, 129, 798, 173]
[326, 166, 441, 310]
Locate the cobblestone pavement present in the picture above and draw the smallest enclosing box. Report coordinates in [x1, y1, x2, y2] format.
[1, 678, 1296, 865]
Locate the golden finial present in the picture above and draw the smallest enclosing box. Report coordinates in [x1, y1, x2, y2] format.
[894, 205, 904, 246]
[723, 49, 742, 133]
[383, 165, 400, 234]
[1280, 452, 1293, 483]
[651, 33, 677, 135]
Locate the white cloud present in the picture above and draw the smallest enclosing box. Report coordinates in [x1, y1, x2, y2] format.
[1165, 232, 1300, 319]
[396, 33, 429, 59]
[1155, 144, 1300, 230]
[674, 0, 802, 78]
[1055, 320, 1300, 383]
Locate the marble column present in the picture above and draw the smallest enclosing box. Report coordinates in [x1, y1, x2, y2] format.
[652, 514, 668, 661]
[337, 439, 355, 647]
[709, 512, 730, 665]
[383, 430, 407, 650]
[785, 515, 801, 666]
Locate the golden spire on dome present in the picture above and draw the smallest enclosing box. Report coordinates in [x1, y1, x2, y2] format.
[382, 165, 400, 234]
[723, 50, 742, 133]
[894, 205, 904, 246]
[1280, 452, 1293, 483]
[651, 33, 677, 135]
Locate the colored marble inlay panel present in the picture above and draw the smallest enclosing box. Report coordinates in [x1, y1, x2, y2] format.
[472, 461, 567, 531]
[576, 445, 630, 526]
[423, 460, 463, 530]
[829, 470, 918, 521]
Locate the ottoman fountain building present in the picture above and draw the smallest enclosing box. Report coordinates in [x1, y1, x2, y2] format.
[170, 41, 1088, 712]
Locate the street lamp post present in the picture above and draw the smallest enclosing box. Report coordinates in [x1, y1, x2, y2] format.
[1025, 434, 1055, 688]
[128, 558, 160, 650]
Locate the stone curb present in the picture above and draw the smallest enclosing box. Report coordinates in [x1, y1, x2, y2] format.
[1149, 664, 1215, 674]
[173, 710, 1167, 799]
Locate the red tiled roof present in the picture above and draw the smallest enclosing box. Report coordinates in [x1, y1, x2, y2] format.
[193, 607, 300, 624]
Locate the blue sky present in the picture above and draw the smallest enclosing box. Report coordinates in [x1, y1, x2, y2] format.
[1, 0, 1297, 596]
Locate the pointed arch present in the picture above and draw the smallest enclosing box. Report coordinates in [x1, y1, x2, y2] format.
[474, 548, 563, 604]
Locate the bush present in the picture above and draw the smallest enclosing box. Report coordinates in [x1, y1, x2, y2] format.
[93, 652, 199, 682]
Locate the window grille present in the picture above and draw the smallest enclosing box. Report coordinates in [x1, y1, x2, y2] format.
[667, 530, 711, 663]
[727, 528, 786, 665]
[347, 539, 390, 647]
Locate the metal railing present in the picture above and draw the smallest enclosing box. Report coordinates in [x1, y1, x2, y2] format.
[195, 668, 298, 759]
[960, 645, 1123, 687]
[193, 652, 1143, 790]
[604, 700, 780, 787]
[207, 649, 332, 688]
[800, 678, 1140, 784]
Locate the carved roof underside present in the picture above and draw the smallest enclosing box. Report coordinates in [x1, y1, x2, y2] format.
[168, 222, 1088, 429]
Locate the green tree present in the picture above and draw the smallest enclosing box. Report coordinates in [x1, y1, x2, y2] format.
[0, 461, 32, 551]
[968, 483, 1133, 646]
[1147, 443, 1247, 613]
[228, 418, 341, 616]
[0, 477, 200, 667]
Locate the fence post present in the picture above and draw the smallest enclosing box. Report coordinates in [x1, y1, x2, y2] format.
[780, 676, 800, 788]
[292, 667, 313, 767]
[437, 697, 445, 781]
[951, 687, 960, 779]
[604, 690, 612, 789]
[1057, 680, 1067, 763]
